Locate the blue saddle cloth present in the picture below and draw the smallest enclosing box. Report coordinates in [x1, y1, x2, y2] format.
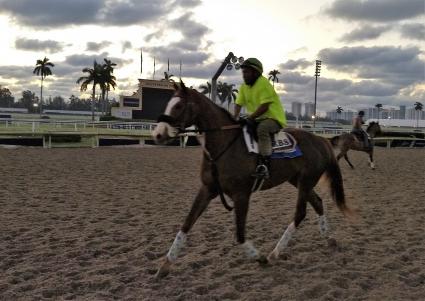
[243, 128, 303, 159]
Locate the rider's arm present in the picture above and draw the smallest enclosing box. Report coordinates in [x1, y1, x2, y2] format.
[234, 104, 242, 119]
[249, 102, 271, 120]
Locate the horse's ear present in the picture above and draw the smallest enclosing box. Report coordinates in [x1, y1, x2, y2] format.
[180, 79, 188, 94]
[173, 82, 179, 91]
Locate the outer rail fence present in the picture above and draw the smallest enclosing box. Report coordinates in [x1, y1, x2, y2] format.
[0, 118, 424, 148]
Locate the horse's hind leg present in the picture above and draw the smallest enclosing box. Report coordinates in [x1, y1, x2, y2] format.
[309, 191, 330, 237]
[155, 185, 217, 278]
[289, 178, 329, 237]
[267, 186, 310, 262]
[367, 149, 375, 169]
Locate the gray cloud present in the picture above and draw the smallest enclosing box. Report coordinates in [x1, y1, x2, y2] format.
[318, 46, 424, 86]
[280, 59, 311, 70]
[0, 0, 202, 28]
[0, 0, 104, 28]
[0, 65, 35, 80]
[339, 25, 391, 42]
[100, 1, 172, 26]
[15, 38, 64, 53]
[86, 41, 112, 52]
[400, 23, 425, 40]
[65, 52, 132, 68]
[122, 41, 133, 53]
[171, 12, 209, 42]
[143, 12, 212, 74]
[325, 0, 424, 22]
[173, 0, 201, 7]
[146, 46, 209, 65]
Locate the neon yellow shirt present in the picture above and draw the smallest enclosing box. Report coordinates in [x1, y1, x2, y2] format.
[235, 76, 287, 127]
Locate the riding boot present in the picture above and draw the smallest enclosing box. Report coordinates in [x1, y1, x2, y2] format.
[363, 134, 370, 148]
[252, 155, 271, 179]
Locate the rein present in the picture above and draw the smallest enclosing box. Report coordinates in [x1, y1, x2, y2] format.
[198, 126, 241, 212]
[158, 114, 240, 212]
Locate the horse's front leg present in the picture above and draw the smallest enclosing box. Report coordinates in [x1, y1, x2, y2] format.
[155, 185, 217, 278]
[233, 193, 268, 265]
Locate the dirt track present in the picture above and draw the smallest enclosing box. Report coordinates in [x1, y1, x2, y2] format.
[0, 147, 424, 300]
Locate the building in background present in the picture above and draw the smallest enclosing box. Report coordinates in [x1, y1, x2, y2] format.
[304, 102, 314, 118]
[399, 105, 406, 119]
[291, 101, 302, 118]
[326, 110, 355, 121]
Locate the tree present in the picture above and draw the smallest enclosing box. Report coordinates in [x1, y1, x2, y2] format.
[414, 101, 423, 128]
[0, 86, 14, 107]
[375, 103, 383, 122]
[217, 82, 238, 111]
[162, 71, 175, 82]
[100, 58, 117, 115]
[199, 82, 212, 99]
[77, 60, 103, 121]
[33, 57, 54, 116]
[268, 69, 280, 87]
[18, 90, 37, 113]
[336, 106, 343, 121]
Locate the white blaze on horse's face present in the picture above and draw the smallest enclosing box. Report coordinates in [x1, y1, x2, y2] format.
[152, 97, 181, 144]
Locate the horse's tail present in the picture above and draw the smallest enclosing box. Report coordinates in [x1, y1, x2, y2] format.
[330, 135, 339, 147]
[326, 157, 355, 218]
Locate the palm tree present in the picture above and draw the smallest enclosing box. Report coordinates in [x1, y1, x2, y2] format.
[33, 57, 54, 116]
[268, 69, 280, 87]
[100, 58, 117, 115]
[375, 103, 383, 122]
[77, 61, 103, 121]
[199, 81, 212, 99]
[162, 71, 175, 82]
[218, 82, 238, 111]
[336, 106, 343, 120]
[414, 101, 423, 128]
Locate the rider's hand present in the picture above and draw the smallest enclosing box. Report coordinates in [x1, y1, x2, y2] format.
[238, 116, 255, 127]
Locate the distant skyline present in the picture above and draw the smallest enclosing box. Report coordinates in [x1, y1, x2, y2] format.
[0, 0, 424, 113]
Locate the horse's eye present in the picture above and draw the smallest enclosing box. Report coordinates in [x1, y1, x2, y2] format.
[175, 104, 182, 110]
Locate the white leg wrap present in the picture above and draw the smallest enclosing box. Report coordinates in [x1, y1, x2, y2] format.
[241, 241, 259, 259]
[270, 222, 296, 258]
[166, 231, 187, 263]
[319, 215, 329, 236]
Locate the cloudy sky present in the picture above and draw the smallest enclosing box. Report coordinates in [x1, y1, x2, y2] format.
[0, 0, 423, 113]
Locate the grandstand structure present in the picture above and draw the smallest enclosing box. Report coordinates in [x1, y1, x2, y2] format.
[111, 79, 174, 120]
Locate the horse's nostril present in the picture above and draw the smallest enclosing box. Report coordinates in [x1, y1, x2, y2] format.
[156, 134, 162, 140]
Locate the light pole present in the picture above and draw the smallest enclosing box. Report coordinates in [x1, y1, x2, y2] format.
[313, 60, 321, 128]
[211, 52, 244, 104]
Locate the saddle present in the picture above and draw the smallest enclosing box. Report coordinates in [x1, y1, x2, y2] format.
[242, 125, 303, 159]
[351, 129, 371, 148]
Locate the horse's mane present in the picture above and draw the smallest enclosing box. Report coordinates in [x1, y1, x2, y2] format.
[367, 121, 377, 131]
[191, 89, 237, 123]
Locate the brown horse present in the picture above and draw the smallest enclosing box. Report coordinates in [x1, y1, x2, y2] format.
[330, 122, 381, 170]
[152, 82, 353, 278]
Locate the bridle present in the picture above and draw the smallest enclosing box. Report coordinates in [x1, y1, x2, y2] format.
[156, 99, 242, 211]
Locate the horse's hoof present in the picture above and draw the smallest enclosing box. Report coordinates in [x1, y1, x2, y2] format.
[256, 255, 269, 266]
[266, 250, 279, 264]
[154, 258, 171, 279]
[154, 266, 170, 279]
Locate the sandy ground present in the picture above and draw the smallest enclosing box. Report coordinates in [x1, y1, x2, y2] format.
[0, 146, 424, 300]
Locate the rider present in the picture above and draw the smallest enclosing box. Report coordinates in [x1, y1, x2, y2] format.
[352, 111, 369, 147]
[233, 58, 287, 178]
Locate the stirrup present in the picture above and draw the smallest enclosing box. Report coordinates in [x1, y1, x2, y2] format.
[251, 164, 269, 179]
